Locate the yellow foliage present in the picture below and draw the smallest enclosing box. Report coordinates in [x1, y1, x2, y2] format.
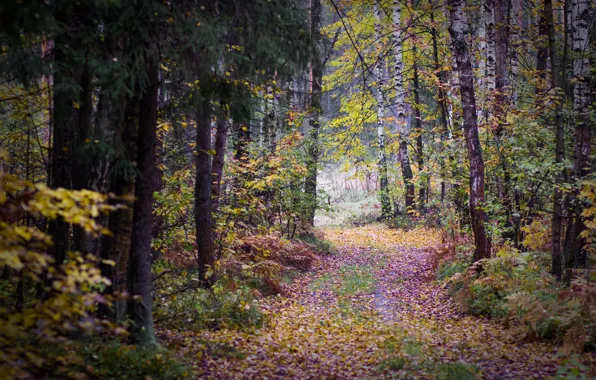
[0, 149, 122, 377]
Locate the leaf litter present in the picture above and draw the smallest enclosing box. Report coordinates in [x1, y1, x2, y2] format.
[161, 224, 595, 379]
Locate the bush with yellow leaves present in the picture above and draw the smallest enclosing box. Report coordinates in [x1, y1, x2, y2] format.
[0, 150, 123, 377]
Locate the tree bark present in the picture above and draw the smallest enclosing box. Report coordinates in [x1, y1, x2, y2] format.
[211, 119, 229, 214]
[304, 0, 322, 226]
[412, 43, 425, 211]
[544, 0, 565, 278]
[127, 54, 159, 346]
[374, 0, 391, 219]
[392, 0, 415, 213]
[567, 0, 592, 268]
[195, 101, 216, 286]
[430, 7, 451, 202]
[449, 0, 492, 261]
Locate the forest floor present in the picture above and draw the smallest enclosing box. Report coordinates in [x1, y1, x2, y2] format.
[166, 225, 592, 379]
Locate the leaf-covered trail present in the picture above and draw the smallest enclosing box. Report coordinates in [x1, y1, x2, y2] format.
[174, 225, 578, 378]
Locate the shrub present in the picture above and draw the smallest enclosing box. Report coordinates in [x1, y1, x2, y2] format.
[436, 259, 468, 281]
[441, 249, 596, 352]
[195, 286, 264, 330]
[77, 342, 189, 379]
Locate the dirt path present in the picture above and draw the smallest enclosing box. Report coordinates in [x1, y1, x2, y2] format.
[180, 225, 587, 379]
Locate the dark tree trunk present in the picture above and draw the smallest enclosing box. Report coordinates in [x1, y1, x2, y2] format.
[48, 9, 82, 267]
[536, 12, 548, 86]
[101, 97, 137, 321]
[545, 0, 564, 278]
[494, 0, 515, 243]
[449, 0, 492, 261]
[430, 8, 451, 202]
[72, 63, 94, 254]
[304, 0, 322, 227]
[233, 122, 250, 161]
[127, 55, 159, 346]
[412, 44, 425, 211]
[565, 0, 592, 270]
[211, 119, 229, 214]
[195, 101, 216, 286]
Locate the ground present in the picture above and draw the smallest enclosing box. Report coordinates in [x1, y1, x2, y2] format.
[163, 225, 594, 379]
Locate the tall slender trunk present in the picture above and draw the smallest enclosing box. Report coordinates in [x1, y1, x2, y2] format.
[304, 0, 322, 226]
[211, 119, 229, 214]
[567, 0, 592, 269]
[509, 0, 521, 105]
[430, 7, 451, 202]
[392, 0, 415, 212]
[536, 12, 549, 88]
[195, 99, 216, 286]
[48, 8, 82, 268]
[373, 0, 391, 219]
[484, 0, 496, 94]
[494, 0, 515, 243]
[545, 0, 565, 278]
[412, 43, 425, 210]
[449, 0, 492, 261]
[128, 54, 159, 346]
[72, 62, 94, 254]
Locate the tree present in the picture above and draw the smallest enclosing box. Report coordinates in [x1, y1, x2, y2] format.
[127, 48, 159, 346]
[544, 0, 565, 278]
[448, 0, 491, 261]
[373, 0, 391, 219]
[392, 0, 415, 213]
[305, 0, 323, 226]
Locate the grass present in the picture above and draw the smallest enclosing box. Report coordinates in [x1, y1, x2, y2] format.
[336, 265, 377, 295]
[309, 265, 377, 296]
[435, 362, 478, 380]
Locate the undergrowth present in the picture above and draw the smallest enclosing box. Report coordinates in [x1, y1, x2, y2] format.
[438, 248, 596, 353]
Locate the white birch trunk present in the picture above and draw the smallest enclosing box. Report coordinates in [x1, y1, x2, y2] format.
[374, 0, 391, 217]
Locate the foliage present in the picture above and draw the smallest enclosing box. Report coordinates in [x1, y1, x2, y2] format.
[442, 250, 596, 352]
[77, 342, 189, 380]
[0, 150, 122, 377]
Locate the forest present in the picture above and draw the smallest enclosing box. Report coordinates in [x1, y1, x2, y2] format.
[0, 0, 594, 378]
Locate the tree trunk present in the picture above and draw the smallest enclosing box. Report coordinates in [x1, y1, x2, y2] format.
[195, 101, 216, 286]
[484, 0, 496, 94]
[304, 0, 322, 226]
[102, 97, 137, 321]
[567, 0, 592, 268]
[412, 43, 425, 211]
[48, 8, 82, 267]
[127, 55, 159, 346]
[449, 0, 492, 261]
[430, 7, 451, 202]
[544, 0, 565, 278]
[392, 0, 415, 213]
[509, 0, 521, 105]
[211, 119, 229, 214]
[374, 0, 391, 219]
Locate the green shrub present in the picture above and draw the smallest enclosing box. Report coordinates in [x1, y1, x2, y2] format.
[71, 342, 189, 379]
[436, 362, 478, 380]
[436, 260, 468, 281]
[440, 249, 596, 351]
[467, 283, 507, 318]
[377, 356, 406, 371]
[194, 286, 264, 330]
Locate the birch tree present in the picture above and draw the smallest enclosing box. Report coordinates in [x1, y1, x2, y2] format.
[392, 0, 415, 212]
[374, 0, 392, 218]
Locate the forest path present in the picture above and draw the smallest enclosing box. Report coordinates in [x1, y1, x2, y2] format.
[190, 225, 563, 379]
